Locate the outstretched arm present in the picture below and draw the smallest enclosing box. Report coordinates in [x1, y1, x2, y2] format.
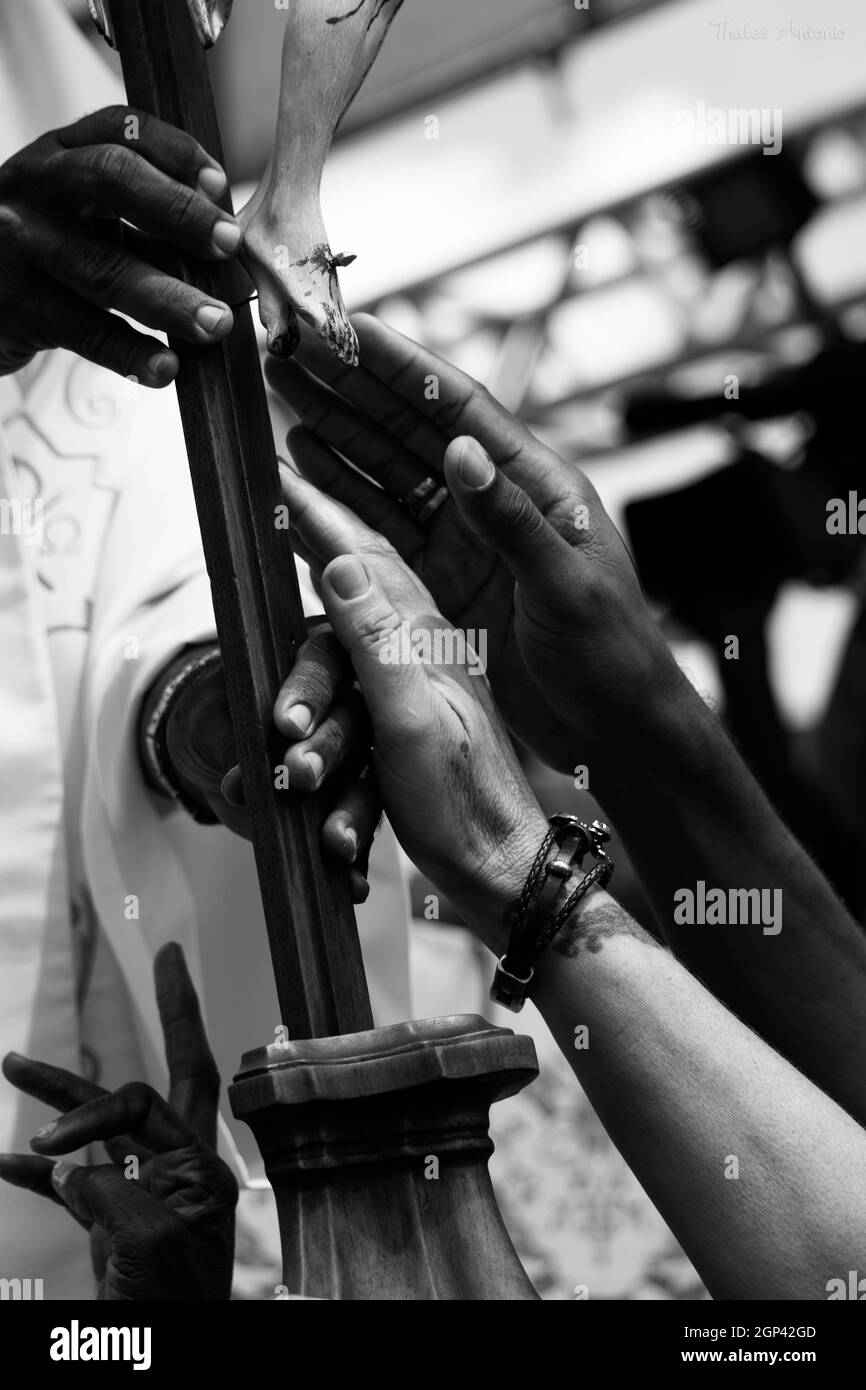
[532, 890, 864, 1302]
[304, 522, 866, 1301]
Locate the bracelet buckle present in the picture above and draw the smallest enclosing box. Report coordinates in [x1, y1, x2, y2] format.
[489, 955, 535, 1013]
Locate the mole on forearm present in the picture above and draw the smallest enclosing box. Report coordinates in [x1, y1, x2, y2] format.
[553, 894, 661, 960]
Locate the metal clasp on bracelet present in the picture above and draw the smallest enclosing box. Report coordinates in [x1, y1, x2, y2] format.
[489, 955, 534, 1013]
[550, 813, 612, 858]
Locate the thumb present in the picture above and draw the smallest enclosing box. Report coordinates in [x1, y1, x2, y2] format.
[319, 556, 431, 736]
[444, 436, 574, 593]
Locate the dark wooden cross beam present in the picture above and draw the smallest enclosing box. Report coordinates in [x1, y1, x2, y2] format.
[107, 0, 373, 1040]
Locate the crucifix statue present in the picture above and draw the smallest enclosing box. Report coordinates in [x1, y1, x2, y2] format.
[93, 0, 539, 1300]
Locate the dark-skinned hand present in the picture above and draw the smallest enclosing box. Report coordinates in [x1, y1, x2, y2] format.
[0, 943, 237, 1301]
[153, 618, 378, 903]
[265, 315, 682, 777]
[0, 106, 242, 384]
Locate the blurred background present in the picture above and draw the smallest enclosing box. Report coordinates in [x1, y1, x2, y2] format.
[72, 0, 866, 1298]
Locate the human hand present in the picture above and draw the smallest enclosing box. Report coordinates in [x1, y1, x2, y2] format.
[0, 107, 243, 384]
[265, 316, 680, 778]
[277, 462, 549, 953]
[0, 944, 237, 1301]
[159, 622, 378, 902]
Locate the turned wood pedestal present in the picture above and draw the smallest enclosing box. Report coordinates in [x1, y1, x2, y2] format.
[229, 1016, 541, 1300]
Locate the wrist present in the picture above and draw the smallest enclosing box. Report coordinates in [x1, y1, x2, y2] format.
[457, 808, 551, 956]
[488, 816, 615, 1011]
[139, 644, 222, 822]
[594, 653, 710, 807]
[532, 888, 661, 1005]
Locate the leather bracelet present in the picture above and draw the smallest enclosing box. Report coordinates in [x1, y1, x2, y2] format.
[490, 814, 614, 1012]
[143, 646, 223, 825]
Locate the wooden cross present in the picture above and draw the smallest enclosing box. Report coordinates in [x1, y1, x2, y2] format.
[101, 0, 539, 1298]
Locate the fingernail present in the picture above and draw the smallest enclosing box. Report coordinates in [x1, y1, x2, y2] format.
[212, 220, 242, 255]
[341, 825, 359, 862]
[195, 303, 231, 335]
[283, 703, 313, 736]
[198, 165, 227, 198]
[51, 1159, 77, 1190]
[220, 766, 245, 807]
[457, 438, 495, 490]
[32, 1120, 57, 1142]
[303, 752, 324, 788]
[329, 556, 369, 600]
[146, 351, 178, 387]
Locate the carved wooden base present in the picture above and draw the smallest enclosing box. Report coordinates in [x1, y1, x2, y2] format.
[229, 1015, 540, 1300]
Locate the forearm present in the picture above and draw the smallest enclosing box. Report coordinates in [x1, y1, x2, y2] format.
[595, 668, 866, 1124]
[529, 890, 866, 1300]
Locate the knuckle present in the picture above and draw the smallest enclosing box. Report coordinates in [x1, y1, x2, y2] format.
[127, 108, 151, 143]
[356, 611, 400, 657]
[71, 317, 118, 361]
[69, 323, 106, 360]
[292, 638, 345, 704]
[438, 379, 479, 431]
[498, 482, 544, 538]
[147, 275, 198, 320]
[103, 104, 133, 131]
[91, 142, 130, 187]
[300, 624, 342, 667]
[304, 621, 340, 654]
[162, 125, 201, 175]
[160, 179, 203, 235]
[293, 666, 337, 712]
[116, 1080, 154, 1115]
[311, 714, 349, 762]
[181, 1054, 221, 1092]
[75, 243, 131, 303]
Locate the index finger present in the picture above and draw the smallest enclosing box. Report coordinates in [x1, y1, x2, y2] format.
[353, 317, 587, 519]
[56, 106, 227, 200]
[3, 1053, 150, 1166]
[30, 1081, 199, 1158]
[268, 323, 449, 474]
[2, 1051, 107, 1113]
[278, 460, 402, 570]
[154, 944, 221, 1148]
[351, 315, 537, 459]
